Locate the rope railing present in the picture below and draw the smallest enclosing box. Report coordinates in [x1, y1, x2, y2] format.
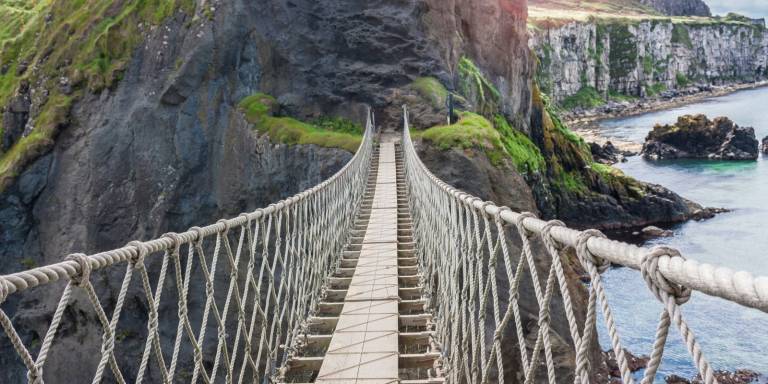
[0, 110, 376, 383]
[401, 106, 768, 384]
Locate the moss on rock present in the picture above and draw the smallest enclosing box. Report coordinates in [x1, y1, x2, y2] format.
[0, 0, 197, 191]
[238, 93, 363, 153]
[411, 77, 448, 109]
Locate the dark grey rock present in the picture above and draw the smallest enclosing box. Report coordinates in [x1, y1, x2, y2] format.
[762, 135, 768, 154]
[642, 114, 759, 161]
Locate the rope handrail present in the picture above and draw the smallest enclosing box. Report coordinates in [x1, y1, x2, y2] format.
[401, 105, 768, 384]
[0, 113, 375, 300]
[0, 109, 377, 383]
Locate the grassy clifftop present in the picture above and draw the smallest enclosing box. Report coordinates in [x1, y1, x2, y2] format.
[239, 93, 363, 153]
[528, 0, 762, 29]
[0, 0, 196, 191]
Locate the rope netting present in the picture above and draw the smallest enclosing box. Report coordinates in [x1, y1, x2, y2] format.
[0, 112, 375, 383]
[401, 106, 768, 384]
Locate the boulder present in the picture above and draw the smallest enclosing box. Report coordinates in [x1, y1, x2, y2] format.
[642, 114, 759, 161]
[590, 141, 625, 164]
[642, 225, 674, 238]
[762, 135, 768, 154]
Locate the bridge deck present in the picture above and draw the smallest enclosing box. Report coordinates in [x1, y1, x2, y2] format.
[316, 141, 400, 383]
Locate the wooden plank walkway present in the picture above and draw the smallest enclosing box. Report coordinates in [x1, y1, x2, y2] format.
[315, 141, 400, 384]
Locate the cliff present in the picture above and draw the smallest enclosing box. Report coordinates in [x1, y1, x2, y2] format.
[530, 16, 768, 106]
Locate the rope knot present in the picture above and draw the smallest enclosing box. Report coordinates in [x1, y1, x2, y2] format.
[27, 368, 42, 384]
[514, 212, 538, 238]
[575, 229, 610, 273]
[190, 226, 205, 246]
[162, 232, 182, 258]
[642, 246, 692, 305]
[478, 200, 496, 217]
[541, 220, 566, 249]
[239, 213, 252, 226]
[127, 240, 148, 267]
[217, 219, 231, 236]
[65, 253, 92, 286]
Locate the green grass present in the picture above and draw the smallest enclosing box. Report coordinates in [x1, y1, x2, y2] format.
[646, 82, 667, 96]
[413, 111, 546, 173]
[411, 77, 448, 109]
[493, 115, 546, 173]
[238, 93, 363, 153]
[0, 0, 197, 191]
[608, 90, 637, 102]
[561, 86, 605, 109]
[676, 72, 691, 87]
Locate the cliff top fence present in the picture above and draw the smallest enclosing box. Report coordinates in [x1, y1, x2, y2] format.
[400, 106, 768, 384]
[0, 105, 766, 384]
[0, 112, 375, 383]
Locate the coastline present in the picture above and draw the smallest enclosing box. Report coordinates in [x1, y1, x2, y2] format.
[564, 81, 768, 153]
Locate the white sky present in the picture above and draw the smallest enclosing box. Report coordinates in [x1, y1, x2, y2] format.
[707, 0, 768, 18]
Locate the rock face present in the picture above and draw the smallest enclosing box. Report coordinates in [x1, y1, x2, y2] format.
[762, 135, 768, 154]
[530, 19, 768, 104]
[642, 114, 760, 160]
[639, 0, 710, 16]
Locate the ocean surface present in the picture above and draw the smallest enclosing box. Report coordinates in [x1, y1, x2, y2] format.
[594, 87, 768, 382]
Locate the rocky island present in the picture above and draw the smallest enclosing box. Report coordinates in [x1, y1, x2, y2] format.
[642, 115, 759, 160]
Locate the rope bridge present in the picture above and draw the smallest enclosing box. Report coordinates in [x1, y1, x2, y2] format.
[0, 106, 764, 383]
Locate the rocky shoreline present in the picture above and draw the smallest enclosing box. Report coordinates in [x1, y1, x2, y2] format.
[567, 82, 768, 153]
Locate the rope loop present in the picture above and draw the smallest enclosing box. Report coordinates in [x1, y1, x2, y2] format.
[642, 246, 692, 305]
[190, 226, 205, 246]
[575, 229, 610, 273]
[162, 232, 182, 258]
[0, 278, 8, 304]
[65, 253, 92, 287]
[541, 220, 566, 249]
[217, 219, 231, 236]
[514, 212, 538, 238]
[239, 212, 252, 226]
[127, 240, 148, 267]
[478, 201, 495, 217]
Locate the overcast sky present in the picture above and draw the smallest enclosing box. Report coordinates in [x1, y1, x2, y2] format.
[707, 0, 768, 18]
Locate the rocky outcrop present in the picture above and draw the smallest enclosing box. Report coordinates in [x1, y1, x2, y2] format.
[762, 135, 768, 154]
[642, 115, 759, 160]
[530, 18, 768, 105]
[590, 141, 630, 164]
[666, 369, 761, 384]
[639, 0, 710, 17]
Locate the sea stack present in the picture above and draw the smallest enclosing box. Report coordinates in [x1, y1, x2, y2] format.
[642, 114, 759, 161]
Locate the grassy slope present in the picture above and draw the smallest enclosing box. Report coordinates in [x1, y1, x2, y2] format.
[0, 0, 196, 191]
[239, 93, 363, 153]
[528, 0, 760, 28]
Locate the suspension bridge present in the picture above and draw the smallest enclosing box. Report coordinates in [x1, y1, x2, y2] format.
[0, 107, 766, 384]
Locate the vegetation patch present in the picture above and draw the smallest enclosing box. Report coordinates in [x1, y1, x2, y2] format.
[676, 72, 691, 87]
[0, 0, 197, 191]
[493, 115, 546, 173]
[458, 56, 501, 116]
[602, 21, 639, 79]
[411, 77, 448, 109]
[646, 82, 667, 96]
[561, 86, 605, 110]
[671, 24, 693, 48]
[238, 93, 363, 153]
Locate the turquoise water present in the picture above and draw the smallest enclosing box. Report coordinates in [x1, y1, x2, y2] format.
[594, 87, 768, 382]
